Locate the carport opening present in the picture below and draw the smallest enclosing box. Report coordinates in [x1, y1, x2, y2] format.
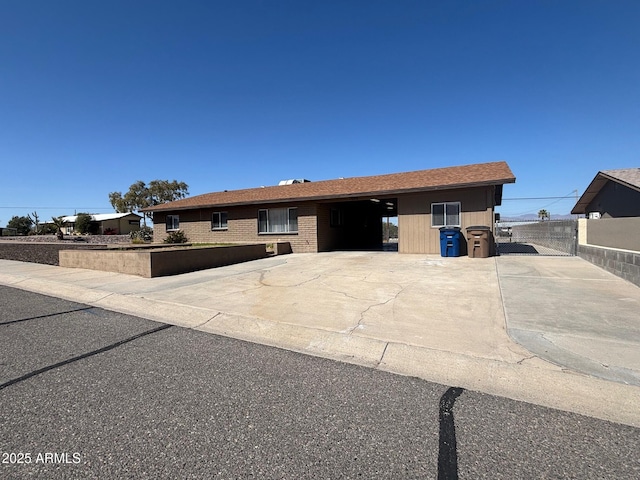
[321, 198, 398, 252]
[382, 215, 398, 251]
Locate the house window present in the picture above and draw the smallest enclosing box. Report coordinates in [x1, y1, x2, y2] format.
[211, 212, 228, 230]
[166, 215, 180, 231]
[431, 202, 461, 227]
[258, 207, 298, 234]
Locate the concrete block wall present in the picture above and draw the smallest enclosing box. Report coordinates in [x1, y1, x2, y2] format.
[577, 218, 640, 288]
[510, 220, 578, 255]
[578, 244, 640, 288]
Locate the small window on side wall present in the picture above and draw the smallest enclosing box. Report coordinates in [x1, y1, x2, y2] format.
[431, 202, 461, 227]
[211, 212, 228, 230]
[166, 215, 180, 231]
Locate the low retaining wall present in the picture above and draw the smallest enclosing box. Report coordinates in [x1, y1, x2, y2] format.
[0, 234, 130, 244]
[273, 242, 293, 255]
[60, 244, 272, 278]
[0, 242, 105, 265]
[578, 244, 640, 288]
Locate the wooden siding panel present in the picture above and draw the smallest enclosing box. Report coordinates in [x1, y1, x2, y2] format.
[398, 187, 495, 254]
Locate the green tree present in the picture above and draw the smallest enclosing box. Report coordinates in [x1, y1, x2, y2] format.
[109, 179, 188, 226]
[75, 213, 93, 234]
[7, 215, 34, 235]
[51, 216, 67, 240]
[538, 209, 550, 221]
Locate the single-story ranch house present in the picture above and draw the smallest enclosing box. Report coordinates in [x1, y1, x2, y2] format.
[61, 213, 142, 235]
[144, 161, 515, 254]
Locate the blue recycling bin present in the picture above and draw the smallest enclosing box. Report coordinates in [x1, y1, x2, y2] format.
[439, 227, 461, 257]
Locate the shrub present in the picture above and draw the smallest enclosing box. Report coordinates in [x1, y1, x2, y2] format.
[40, 224, 58, 235]
[75, 213, 93, 234]
[163, 230, 188, 244]
[130, 226, 153, 243]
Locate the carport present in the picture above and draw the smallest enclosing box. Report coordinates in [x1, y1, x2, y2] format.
[318, 197, 398, 251]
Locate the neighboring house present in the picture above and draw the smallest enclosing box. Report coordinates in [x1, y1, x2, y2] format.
[61, 213, 142, 235]
[571, 168, 640, 218]
[571, 168, 640, 287]
[143, 161, 515, 254]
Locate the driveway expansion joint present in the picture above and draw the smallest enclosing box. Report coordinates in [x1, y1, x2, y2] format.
[376, 343, 390, 367]
[193, 312, 222, 330]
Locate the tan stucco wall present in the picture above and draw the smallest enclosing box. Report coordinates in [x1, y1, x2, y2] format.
[60, 249, 153, 277]
[101, 216, 141, 235]
[578, 218, 588, 245]
[583, 217, 640, 252]
[60, 244, 269, 277]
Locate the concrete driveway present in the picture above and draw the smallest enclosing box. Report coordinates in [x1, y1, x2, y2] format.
[1, 252, 639, 426]
[497, 255, 640, 386]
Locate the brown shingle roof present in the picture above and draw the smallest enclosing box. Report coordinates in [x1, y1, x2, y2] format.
[144, 161, 515, 212]
[571, 168, 640, 214]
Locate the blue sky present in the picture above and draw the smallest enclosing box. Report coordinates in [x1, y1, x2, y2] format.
[1, 0, 638, 224]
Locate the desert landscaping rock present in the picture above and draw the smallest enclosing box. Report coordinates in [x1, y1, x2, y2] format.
[0, 238, 113, 265]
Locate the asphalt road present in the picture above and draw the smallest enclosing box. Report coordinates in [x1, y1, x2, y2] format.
[1, 285, 638, 479]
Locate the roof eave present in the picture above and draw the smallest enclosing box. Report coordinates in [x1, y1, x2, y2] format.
[571, 173, 609, 214]
[144, 178, 515, 212]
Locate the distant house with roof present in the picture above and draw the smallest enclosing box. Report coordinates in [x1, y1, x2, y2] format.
[61, 213, 142, 235]
[572, 168, 640, 218]
[572, 168, 640, 287]
[143, 161, 515, 254]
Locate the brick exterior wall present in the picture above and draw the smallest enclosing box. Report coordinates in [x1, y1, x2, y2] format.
[316, 203, 335, 252]
[153, 202, 319, 253]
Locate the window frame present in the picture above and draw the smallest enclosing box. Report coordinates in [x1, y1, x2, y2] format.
[211, 211, 228, 231]
[166, 214, 180, 231]
[258, 207, 298, 234]
[431, 202, 461, 228]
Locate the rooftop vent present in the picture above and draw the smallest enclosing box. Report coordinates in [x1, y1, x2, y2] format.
[278, 179, 311, 186]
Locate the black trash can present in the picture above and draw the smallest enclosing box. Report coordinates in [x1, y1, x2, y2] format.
[439, 227, 462, 257]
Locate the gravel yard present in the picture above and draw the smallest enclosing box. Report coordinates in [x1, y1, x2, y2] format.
[0, 235, 128, 265]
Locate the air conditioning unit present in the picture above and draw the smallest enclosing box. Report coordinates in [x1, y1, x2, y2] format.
[278, 179, 311, 185]
[588, 212, 601, 219]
